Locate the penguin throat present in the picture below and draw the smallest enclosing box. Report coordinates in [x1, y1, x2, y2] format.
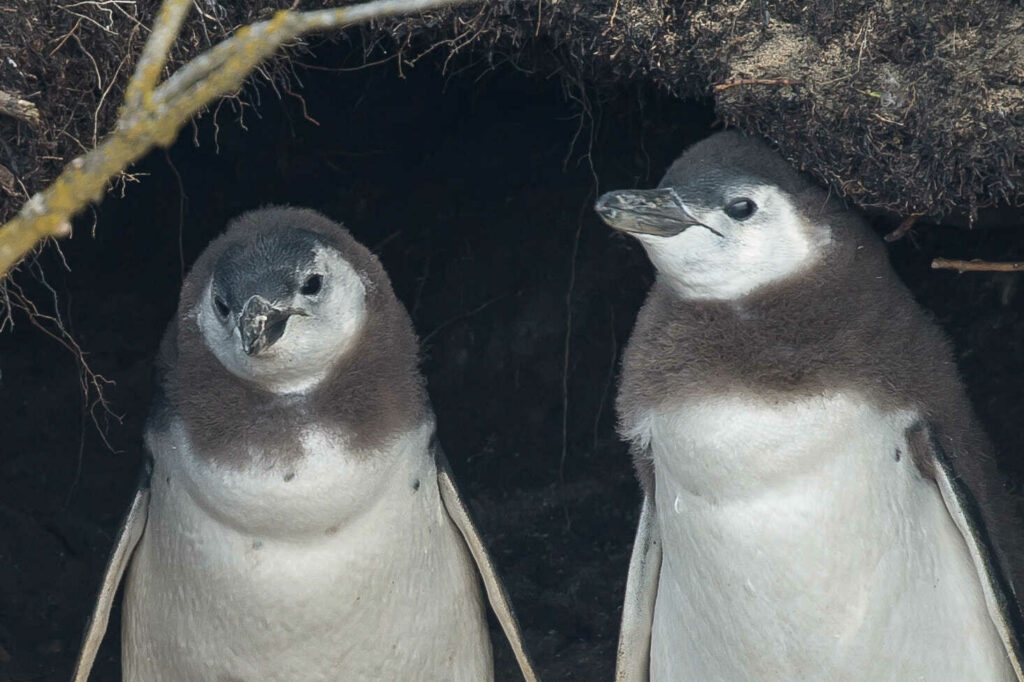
[649, 228, 830, 302]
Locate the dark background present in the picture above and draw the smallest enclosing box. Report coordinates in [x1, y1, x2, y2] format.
[2, 39, 1024, 681]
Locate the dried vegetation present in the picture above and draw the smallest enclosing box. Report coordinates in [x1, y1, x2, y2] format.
[1, 0, 1023, 229]
[389, 0, 1024, 220]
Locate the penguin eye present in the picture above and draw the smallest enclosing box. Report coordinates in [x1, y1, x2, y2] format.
[213, 295, 230, 320]
[724, 198, 757, 220]
[301, 274, 323, 296]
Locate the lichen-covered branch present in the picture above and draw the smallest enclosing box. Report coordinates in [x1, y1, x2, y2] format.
[0, 0, 476, 279]
[121, 0, 192, 116]
[0, 91, 41, 127]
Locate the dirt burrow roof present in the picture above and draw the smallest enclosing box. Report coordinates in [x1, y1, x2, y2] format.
[1, 0, 1022, 225]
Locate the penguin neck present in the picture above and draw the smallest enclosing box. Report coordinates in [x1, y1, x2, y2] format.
[243, 351, 347, 398]
[618, 237, 926, 433]
[249, 369, 330, 397]
[172, 290, 429, 468]
[652, 266, 810, 312]
[644, 220, 830, 303]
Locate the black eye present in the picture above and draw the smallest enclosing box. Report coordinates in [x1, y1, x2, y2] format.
[213, 295, 230, 319]
[301, 274, 323, 296]
[724, 198, 757, 220]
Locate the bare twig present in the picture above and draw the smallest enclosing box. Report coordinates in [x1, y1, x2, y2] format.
[0, 91, 42, 127]
[884, 212, 925, 242]
[712, 77, 803, 92]
[932, 258, 1024, 273]
[0, 0, 476, 278]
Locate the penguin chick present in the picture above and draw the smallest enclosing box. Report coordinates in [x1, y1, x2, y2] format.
[73, 207, 538, 682]
[596, 132, 1024, 682]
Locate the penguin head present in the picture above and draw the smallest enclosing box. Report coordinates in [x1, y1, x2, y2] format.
[595, 131, 832, 301]
[195, 209, 368, 395]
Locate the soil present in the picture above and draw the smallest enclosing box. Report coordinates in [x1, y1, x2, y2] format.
[1, 43, 1024, 681]
[6, 1, 1024, 224]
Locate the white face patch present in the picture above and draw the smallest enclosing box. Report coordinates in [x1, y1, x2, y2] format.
[636, 185, 831, 301]
[197, 245, 368, 395]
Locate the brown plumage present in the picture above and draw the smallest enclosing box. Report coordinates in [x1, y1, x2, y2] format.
[615, 131, 1024, 620]
[154, 206, 428, 466]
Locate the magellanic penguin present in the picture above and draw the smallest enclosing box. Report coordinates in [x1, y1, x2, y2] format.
[595, 131, 1024, 682]
[72, 207, 539, 682]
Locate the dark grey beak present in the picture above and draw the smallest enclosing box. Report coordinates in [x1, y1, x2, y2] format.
[238, 295, 306, 357]
[594, 188, 708, 237]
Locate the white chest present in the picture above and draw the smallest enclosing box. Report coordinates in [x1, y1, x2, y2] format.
[123, 420, 490, 681]
[639, 393, 1014, 681]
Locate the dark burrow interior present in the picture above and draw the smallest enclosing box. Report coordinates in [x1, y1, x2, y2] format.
[3, 38, 1024, 682]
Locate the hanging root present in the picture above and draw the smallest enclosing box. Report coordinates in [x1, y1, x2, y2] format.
[884, 213, 926, 242]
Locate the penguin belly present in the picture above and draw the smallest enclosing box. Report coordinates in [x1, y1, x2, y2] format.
[122, 421, 491, 682]
[640, 392, 1014, 682]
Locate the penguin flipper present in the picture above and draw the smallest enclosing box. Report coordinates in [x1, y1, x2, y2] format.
[908, 421, 1024, 681]
[433, 446, 540, 682]
[615, 492, 662, 682]
[72, 471, 151, 682]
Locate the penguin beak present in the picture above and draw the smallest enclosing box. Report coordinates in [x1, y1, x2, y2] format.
[594, 188, 712, 237]
[238, 295, 307, 357]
